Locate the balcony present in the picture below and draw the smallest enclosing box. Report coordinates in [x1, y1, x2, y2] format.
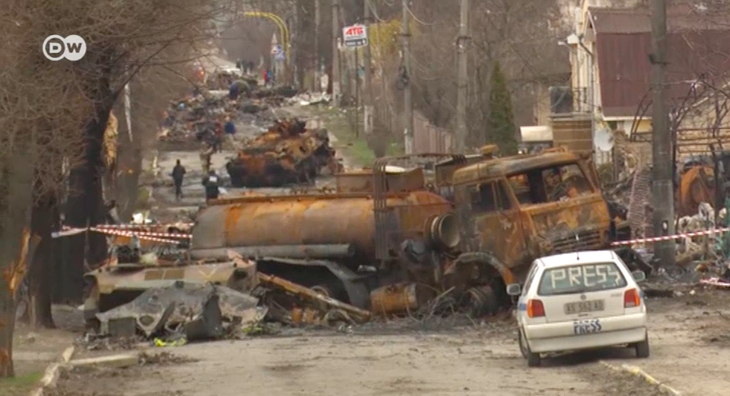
[550, 86, 589, 114]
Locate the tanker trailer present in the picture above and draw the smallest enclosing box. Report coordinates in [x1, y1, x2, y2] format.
[190, 190, 459, 310]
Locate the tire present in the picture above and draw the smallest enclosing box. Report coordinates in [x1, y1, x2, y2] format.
[634, 334, 650, 358]
[519, 329, 541, 367]
[518, 329, 528, 359]
[464, 285, 499, 317]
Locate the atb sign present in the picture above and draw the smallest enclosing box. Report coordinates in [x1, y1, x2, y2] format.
[342, 25, 368, 48]
[43, 35, 87, 61]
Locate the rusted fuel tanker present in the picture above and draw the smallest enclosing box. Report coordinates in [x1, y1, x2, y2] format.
[192, 162, 463, 310]
[191, 191, 451, 264]
[190, 151, 642, 316]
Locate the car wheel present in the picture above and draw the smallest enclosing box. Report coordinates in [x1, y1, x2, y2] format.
[519, 329, 541, 367]
[634, 334, 650, 358]
[518, 329, 528, 359]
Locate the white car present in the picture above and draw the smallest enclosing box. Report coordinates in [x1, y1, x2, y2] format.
[506, 250, 649, 367]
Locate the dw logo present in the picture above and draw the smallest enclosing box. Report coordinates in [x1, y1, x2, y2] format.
[42, 35, 87, 61]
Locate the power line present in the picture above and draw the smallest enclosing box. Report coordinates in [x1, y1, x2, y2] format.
[405, 4, 434, 26]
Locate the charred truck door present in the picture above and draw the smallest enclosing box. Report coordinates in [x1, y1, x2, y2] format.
[460, 180, 529, 266]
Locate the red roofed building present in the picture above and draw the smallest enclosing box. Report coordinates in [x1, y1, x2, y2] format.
[568, 1, 730, 142]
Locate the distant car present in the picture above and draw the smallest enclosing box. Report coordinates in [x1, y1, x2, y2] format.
[506, 250, 649, 367]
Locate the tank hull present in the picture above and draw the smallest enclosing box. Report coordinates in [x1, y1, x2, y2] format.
[191, 191, 452, 262]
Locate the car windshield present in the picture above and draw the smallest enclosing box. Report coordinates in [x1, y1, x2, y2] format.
[538, 262, 627, 296]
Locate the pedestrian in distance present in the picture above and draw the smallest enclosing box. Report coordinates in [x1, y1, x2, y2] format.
[213, 120, 224, 153]
[199, 141, 214, 174]
[202, 170, 220, 202]
[224, 116, 236, 150]
[171, 159, 186, 201]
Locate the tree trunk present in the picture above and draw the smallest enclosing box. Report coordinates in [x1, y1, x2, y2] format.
[115, 102, 142, 222]
[64, 97, 114, 302]
[0, 152, 36, 377]
[28, 192, 58, 329]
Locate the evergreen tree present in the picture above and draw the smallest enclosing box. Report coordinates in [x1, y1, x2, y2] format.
[487, 61, 518, 155]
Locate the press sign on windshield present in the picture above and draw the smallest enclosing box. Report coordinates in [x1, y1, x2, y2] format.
[538, 262, 626, 296]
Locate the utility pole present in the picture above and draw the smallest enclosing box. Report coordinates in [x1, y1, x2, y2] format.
[363, 0, 373, 135]
[401, 0, 413, 154]
[332, 0, 341, 107]
[650, 0, 675, 267]
[455, 0, 469, 154]
[314, 0, 321, 92]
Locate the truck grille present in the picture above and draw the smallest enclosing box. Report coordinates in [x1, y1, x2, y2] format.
[550, 229, 603, 253]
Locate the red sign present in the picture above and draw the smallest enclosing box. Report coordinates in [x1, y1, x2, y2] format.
[344, 26, 364, 37]
[342, 24, 368, 47]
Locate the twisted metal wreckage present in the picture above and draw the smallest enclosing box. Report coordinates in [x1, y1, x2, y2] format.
[79, 148, 655, 343]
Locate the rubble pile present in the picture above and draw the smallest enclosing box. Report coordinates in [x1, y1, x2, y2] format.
[158, 71, 299, 145]
[225, 118, 341, 188]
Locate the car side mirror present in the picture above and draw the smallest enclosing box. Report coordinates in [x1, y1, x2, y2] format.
[631, 270, 646, 282]
[506, 283, 521, 296]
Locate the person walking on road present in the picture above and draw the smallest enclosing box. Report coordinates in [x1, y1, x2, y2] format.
[171, 159, 186, 201]
[213, 120, 224, 153]
[199, 141, 214, 174]
[224, 116, 236, 149]
[202, 170, 220, 202]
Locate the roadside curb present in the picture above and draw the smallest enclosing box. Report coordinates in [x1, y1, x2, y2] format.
[599, 361, 682, 395]
[28, 345, 75, 396]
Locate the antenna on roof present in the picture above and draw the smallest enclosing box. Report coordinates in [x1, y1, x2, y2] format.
[575, 234, 580, 260]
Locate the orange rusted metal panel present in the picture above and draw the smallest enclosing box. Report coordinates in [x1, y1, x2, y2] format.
[677, 165, 714, 217]
[192, 190, 452, 263]
[369, 283, 436, 315]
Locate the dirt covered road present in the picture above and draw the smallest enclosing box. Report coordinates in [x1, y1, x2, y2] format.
[46, 290, 730, 396]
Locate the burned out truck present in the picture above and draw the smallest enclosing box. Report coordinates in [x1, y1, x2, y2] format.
[189, 148, 635, 316]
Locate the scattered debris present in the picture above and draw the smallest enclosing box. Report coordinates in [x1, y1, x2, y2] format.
[158, 71, 299, 147]
[92, 281, 266, 343]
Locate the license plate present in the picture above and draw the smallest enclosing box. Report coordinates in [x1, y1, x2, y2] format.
[573, 319, 602, 335]
[564, 300, 604, 314]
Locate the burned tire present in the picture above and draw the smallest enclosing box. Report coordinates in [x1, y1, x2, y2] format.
[462, 285, 499, 317]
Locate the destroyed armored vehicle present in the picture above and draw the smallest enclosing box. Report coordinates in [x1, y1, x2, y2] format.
[193, 148, 641, 317]
[82, 258, 257, 330]
[225, 118, 338, 187]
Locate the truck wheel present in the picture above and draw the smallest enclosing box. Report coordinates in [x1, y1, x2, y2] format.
[463, 285, 499, 317]
[519, 329, 541, 367]
[634, 334, 650, 358]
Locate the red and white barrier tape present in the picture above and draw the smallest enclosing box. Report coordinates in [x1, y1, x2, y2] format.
[52, 226, 192, 239]
[700, 277, 730, 288]
[610, 227, 730, 247]
[94, 223, 194, 230]
[104, 231, 183, 244]
[91, 227, 192, 239]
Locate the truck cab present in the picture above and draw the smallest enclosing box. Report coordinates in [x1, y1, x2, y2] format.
[442, 149, 616, 314]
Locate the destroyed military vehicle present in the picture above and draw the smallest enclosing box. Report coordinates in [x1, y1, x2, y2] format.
[82, 257, 258, 330]
[225, 118, 339, 187]
[190, 148, 639, 317]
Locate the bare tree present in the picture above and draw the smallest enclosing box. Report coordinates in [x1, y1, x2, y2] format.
[0, 0, 235, 377]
